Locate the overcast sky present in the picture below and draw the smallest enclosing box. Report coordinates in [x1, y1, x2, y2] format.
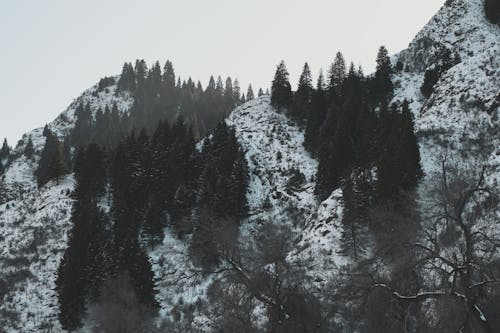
[0, 0, 445, 145]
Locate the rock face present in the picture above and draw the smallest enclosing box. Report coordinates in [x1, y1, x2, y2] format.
[0, 0, 498, 331]
[392, 0, 499, 177]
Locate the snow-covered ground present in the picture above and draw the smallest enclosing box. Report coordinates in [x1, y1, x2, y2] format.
[227, 96, 347, 290]
[393, 0, 499, 176]
[0, 81, 132, 333]
[0, 0, 498, 331]
[0, 176, 74, 332]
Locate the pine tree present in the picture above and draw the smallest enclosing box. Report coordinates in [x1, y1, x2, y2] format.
[258, 88, 264, 97]
[56, 144, 108, 331]
[233, 79, 241, 104]
[328, 52, 346, 95]
[24, 136, 35, 158]
[229, 149, 249, 217]
[36, 130, 68, 187]
[109, 138, 159, 311]
[225, 77, 234, 102]
[216, 76, 224, 96]
[373, 46, 393, 103]
[162, 60, 176, 88]
[376, 101, 422, 199]
[247, 84, 255, 100]
[271, 61, 292, 110]
[0, 138, 10, 160]
[292, 62, 314, 123]
[297, 63, 313, 96]
[72, 102, 93, 146]
[304, 70, 328, 152]
[48, 141, 68, 185]
[117, 62, 136, 92]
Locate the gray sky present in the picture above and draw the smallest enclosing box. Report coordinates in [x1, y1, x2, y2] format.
[0, 0, 445, 145]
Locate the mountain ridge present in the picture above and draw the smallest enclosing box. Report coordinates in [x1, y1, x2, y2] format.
[0, 0, 499, 331]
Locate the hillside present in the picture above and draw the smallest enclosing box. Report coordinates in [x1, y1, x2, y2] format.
[0, 0, 499, 331]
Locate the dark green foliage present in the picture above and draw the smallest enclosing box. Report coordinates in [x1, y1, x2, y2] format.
[485, 0, 500, 25]
[109, 138, 159, 310]
[290, 62, 313, 124]
[421, 66, 441, 98]
[328, 52, 346, 96]
[372, 46, 393, 104]
[271, 61, 292, 110]
[72, 103, 93, 147]
[247, 84, 255, 101]
[56, 144, 108, 331]
[117, 62, 136, 92]
[376, 101, 423, 199]
[36, 129, 68, 187]
[0, 138, 10, 161]
[97, 77, 115, 92]
[340, 169, 373, 261]
[420, 48, 458, 98]
[190, 121, 249, 268]
[23, 136, 34, 158]
[304, 71, 328, 152]
[114, 59, 241, 141]
[312, 47, 421, 201]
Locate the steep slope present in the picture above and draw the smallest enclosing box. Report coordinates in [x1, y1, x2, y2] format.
[0, 0, 498, 331]
[0, 82, 132, 332]
[226, 97, 346, 286]
[149, 96, 346, 330]
[393, 0, 500, 176]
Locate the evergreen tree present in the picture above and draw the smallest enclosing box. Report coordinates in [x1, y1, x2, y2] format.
[233, 79, 241, 104]
[110, 139, 159, 310]
[56, 144, 108, 331]
[271, 61, 292, 110]
[247, 84, 255, 100]
[224, 77, 234, 102]
[216, 76, 224, 96]
[304, 70, 328, 152]
[258, 88, 264, 97]
[162, 60, 176, 89]
[72, 103, 93, 147]
[229, 149, 249, 218]
[373, 46, 393, 103]
[376, 101, 422, 198]
[24, 136, 35, 158]
[36, 130, 68, 187]
[117, 62, 136, 92]
[328, 52, 346, 95]
[292, 62, 314, 123]
[0, 138, 10, 160]
[48, 141, 68, 185]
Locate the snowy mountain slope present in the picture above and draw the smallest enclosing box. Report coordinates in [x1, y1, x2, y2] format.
[226, 96, 346, 286]
[393, 0, 500, 176]
[1, 82, 132, 203]
[147, 96, 347, 331]
[0, 82, 132, 333]
[0, 0, 498, 331]
[0, 176, 74, 332]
